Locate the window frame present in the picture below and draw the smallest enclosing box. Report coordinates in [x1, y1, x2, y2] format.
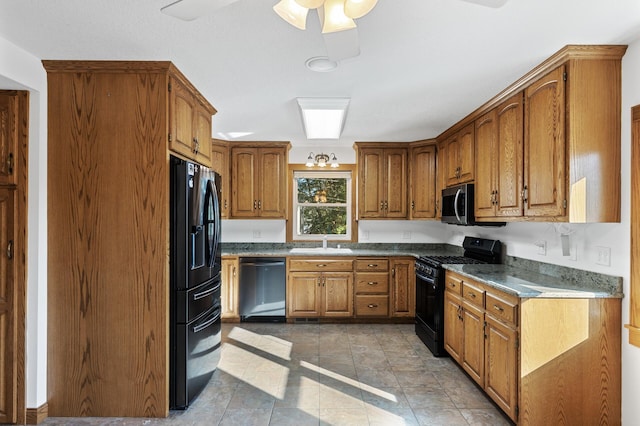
[287, 164, 358, 243]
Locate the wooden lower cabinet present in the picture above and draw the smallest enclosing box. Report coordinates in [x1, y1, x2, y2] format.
[444, 271, 621, 424]
[355, 258, 390, 317]
[390, 258, 415, 317]
[221, 256, 239, 321]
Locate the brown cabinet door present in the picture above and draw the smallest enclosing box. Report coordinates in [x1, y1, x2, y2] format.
[169, 78, 196, 160]
[221, 257, 239, 320]
[0, 187, 15, 424]
[390, 258, 414, 317]
[524, 66, 566, 217]
[211, 141, 229, 218]
[258, 148, 286, 218]
[445, 133, 460, 186]
[193, 106, 213, 167]
[287, 272, 321, 317]
[435, 142, 447, 218]
[457, 123, 475, 183]
[410, 145, 436, 219]
[462, 301, 485, 387]
[322, 272, 353, 317]
[231, 147, 258, 218]
[0, 93, 17, 186]
[358, 148, 385, 218]
[485, 315, 518, 422]
[475, 110, 498, 218]
[384, 148, 408, 218]
[444, 291, 463, 363]
[496, 93, 524, 218]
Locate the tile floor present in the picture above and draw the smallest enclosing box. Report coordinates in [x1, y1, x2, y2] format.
[41, 323, 513, 426]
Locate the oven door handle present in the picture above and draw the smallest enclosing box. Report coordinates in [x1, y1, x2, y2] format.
[416, 271, 437, 286]
[454, 188, 463, 224]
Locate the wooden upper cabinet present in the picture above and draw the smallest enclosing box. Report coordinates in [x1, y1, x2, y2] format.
[230, 143, 289, 219]
[356, 143, 408, 219]
[475, 93, 524, 220]
[524, 65, 566, 218]
[435, 141, 447, 219]
[169, 76, 215, 167]
[409, 143, 437, 219]
[211, 139, 230, 218]
[0, 92, 18, 186]
[445, 123, 475, 186]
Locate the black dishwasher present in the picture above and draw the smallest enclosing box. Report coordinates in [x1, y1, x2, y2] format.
[239, 257, 286, 322]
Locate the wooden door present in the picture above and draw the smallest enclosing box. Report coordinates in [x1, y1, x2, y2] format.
[211, 140, 229, 218]
[462, 301, 485, 387]
[0, 187, 15, 424]
[474, 110, 498, 218]
[358, 148, 384, 218]
[435, 141, 447, 218]
[0, 93, 17, 186]
[485, 315, 518, 422]
[258, 148, 286, 218]
[221, 257, 239, 320]
[193, 105, 213, 167]
[287, 272, 321, 317]
[496, 92, 524, 218]
[322, 272, 353, 317]
[524, 66, 566, 217]
[231, 147, 258, 218]
[410, 145, 436, 219]
[384, 148, 408, 218]
[390, 258, 414, 317]
[169, 77, 196, 160]
[443, 291, 463, 363]
[445, 133, 460, 186]
[457, 123, 475, 183]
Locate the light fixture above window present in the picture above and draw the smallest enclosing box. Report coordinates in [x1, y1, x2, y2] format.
[306, 152, 340, 168]
[297, 97, 350, 139]
[273, 0, 378, 33]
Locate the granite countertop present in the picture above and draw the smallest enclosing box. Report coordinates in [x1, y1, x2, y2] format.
[443, 263, 623, 299]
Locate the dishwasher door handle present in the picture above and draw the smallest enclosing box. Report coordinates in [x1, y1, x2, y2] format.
[241, 261, 286, 267]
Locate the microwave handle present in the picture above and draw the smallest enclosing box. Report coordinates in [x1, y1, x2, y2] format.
[454, 188, 463, 223]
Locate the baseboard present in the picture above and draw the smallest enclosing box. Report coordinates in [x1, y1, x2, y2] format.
[26, 403, 48, 425]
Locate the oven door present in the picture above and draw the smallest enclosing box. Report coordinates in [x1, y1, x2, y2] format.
[415, 269, 446, 356]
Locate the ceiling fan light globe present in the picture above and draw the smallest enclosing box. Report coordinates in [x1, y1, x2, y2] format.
[274, 0, 309, 30]
[295, 0, 325, 8]
[344, 0, 378, 19]
[321, 0, 357, 33]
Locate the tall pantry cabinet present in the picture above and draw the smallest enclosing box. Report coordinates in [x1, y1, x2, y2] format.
[44, 61, 216, 418]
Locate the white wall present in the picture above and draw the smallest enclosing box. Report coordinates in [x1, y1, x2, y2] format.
[0, 36, 48, 407]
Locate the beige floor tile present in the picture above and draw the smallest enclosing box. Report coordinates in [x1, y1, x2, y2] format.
[319, 407, 370, 426]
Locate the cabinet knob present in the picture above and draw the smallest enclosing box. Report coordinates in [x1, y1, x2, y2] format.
[367, 264, 378, 268]
[493, 304, 504, 312]
[6, 153, 13, 175]
[367, 304, 379, 308]
[367, 281, 378, 286]
[316, 264, 327, 268]
[6, 240, 13, 260]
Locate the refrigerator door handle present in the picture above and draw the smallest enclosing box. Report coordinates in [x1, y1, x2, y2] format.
[192, 308, 221, 334]
[204, 179, 221, 268]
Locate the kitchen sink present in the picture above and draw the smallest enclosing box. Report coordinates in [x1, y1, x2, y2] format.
[289, 247, 353, 254]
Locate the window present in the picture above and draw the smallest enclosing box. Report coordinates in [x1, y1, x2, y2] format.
[292, 170, 352, 241]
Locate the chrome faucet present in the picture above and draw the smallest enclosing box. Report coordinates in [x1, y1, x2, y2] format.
[322, 235, 328, 249]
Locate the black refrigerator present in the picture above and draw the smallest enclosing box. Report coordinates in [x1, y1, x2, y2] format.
[169, 155, 222, 409]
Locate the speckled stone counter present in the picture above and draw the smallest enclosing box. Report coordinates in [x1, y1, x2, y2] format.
[443, 263, 622, 299]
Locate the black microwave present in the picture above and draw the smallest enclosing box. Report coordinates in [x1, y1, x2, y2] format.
[441, 183, 475, 225]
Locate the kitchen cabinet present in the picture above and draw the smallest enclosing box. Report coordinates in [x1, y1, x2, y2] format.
[287, 258, 354, 318]
[475, 93, 524, 219]
[211, 139, 230, 218]
[355, 143, 408, 219]
[435, 141, 447, 219]
[43, 60, 216, 417]
[354, 258, 389, 317]
[444, 270, 620, 424]
[0, 92, 17, 186]
[444, 122, 474, 187]
[390, 257, 415, 317]
[221, 256, 239, 321]
[0, 187, 15, 424]
[169, 76, 216, 168]
[230, 143, 289, 219]
[409, 142, 437, 219]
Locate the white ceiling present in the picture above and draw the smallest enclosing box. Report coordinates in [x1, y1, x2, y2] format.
[1, 0, 640, 149]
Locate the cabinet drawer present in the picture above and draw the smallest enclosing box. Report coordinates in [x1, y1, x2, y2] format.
[355, 259, 389, 272]
[355, 273, 389, 293]
[462, 282, 485, 308]
[289, 258, 354, 272]
[445, 273, 463, 295]
[486, 293, 518, 326]
[355, 295, 389, 317]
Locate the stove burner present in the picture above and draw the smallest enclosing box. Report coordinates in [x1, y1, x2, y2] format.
[417, 255, 486, 269]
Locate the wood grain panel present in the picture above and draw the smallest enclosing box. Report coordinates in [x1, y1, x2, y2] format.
[390, 258, 414, 317]
[355, 295, 389, 317]
[287, 272, 321, 317]
[358, 148, 384, 218]
[474, 110, 497, 218]
[0, 92, 18, 185]
[354, 273, 389, 294]
[484, 315, 518, 421]
[629, 104, 640, 346]
[496, 93, 524, 217]
[46, 67, 169, 417]
[322, 272, 353, 317]
[259, 147, 286, 218]
[384, 148, 408, 218]
[409, 143, 436, 219]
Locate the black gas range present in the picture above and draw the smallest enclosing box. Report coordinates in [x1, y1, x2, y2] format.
[415, 237, 502, 357]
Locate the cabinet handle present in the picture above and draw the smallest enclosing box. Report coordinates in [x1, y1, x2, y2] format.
[258, 200, 262, 209]
[224, 200, 228, 209]
[468, 292, 476, 298]
[384, 201, 388, 210]
[316, 264, 327, 267]
[380, 201, 384, 210]
[6, 240, 13, 260]
[253, 200, 258, 210]
[368, 304, 378, 308]
[232, 266, 236, 277]
[450, 282, 456, 288]
[521, 185, 528, 203]
[392, 268, 396, 277]
[411, 200, 415, 210]
[6, 153, 13, 175]
[318, 278, 322, 286]
[193, 137, 199, 154]
[494, 190, 499, 205]
[367, 264, 378, 268]
[367, 281, 378, 286]
[493, 304, 504, 312]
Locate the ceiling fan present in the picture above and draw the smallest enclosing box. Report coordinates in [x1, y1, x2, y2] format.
[161, 0, 508, 62]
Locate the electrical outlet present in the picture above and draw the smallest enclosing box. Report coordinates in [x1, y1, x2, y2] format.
[402, 231, 411, 240]
[535, 240, 546, 255]
[252, 230, 261, 239]
[596, 246, 611, 266]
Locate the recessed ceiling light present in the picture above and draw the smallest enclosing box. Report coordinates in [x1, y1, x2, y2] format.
[305, 56, 338, 72]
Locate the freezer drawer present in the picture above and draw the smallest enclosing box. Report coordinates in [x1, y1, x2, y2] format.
[175, 275, 221, 324]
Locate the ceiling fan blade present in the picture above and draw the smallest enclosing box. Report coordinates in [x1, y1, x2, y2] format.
[161, 0, 240, 21]
[457, 0, 508, 8]
[322, 28, 360, 61]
